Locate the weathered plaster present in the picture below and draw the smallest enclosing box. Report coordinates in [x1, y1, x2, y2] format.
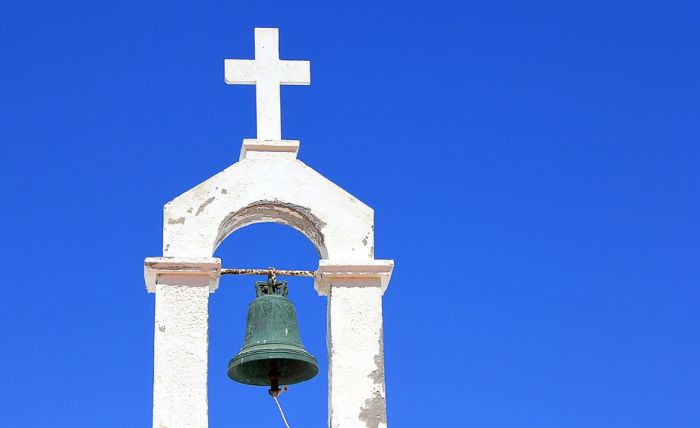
[319, 262, 392, 428]
[153, 275, 212, 428]
[327, 284, 385, 428]
[147, 158, 392, 428]
[216, 200, 327, 257]
[162, 157, 375, 265]
[145, 27, 393, 428]
[195, 197, 215, 216]
[359, 329, 387, 428]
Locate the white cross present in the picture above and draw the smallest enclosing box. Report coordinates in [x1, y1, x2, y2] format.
[225, 28, 310, 141]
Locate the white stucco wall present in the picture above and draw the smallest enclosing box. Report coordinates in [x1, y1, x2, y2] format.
[162, 155, 374, 262]
[153, 279, 210, 428]
[144, 27, 394, 426]
[145, 144, 392, 428]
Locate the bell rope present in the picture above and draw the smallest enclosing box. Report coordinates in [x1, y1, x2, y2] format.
[272, 386, 291, 428]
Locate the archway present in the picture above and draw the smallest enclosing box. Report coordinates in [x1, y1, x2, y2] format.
[146, 156, 391, 428]
[214, 200, 328, 258]
[160, 159, 375, 266]
[209, 222, 326, 426]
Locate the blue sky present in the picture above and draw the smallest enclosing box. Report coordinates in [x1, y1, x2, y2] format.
[1, 0, 699, 426]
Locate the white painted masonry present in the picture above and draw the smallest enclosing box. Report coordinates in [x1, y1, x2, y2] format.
[145, 27, 393, 428]
[318, 261, 393, 428]
[225, 27, 310, 140]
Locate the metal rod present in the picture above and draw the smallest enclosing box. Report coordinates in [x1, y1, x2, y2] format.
[220, 268, 315, 278]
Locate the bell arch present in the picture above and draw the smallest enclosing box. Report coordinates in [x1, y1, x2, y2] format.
[146, 155, 392, 428]
[161, 158, 375, 268]
[214, 200, 328, 259]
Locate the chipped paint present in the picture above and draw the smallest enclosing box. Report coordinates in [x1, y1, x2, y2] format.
[195, 197, 215, 216]
[359, 392, 386, 428]
[167, 217, 185, 225]
[324, 278, 391, 428]
[359, 329, 387, 428]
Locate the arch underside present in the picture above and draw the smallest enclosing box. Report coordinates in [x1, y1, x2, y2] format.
[215, 200, 328, 258]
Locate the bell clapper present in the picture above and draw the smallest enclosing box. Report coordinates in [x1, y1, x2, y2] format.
[268, 379, 289, 398]
[269, 384, 288, 398]
[269, 372, 291, 428]
[268, 373, 281, 397]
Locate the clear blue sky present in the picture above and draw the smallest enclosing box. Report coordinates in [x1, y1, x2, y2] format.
[1, 1, 698, 426]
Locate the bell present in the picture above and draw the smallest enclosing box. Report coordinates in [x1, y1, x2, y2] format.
[228, 277, 319, 394]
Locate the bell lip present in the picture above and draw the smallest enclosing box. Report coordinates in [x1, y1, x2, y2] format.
[227, 349, 319, 386]
[230, 346, 317, 363]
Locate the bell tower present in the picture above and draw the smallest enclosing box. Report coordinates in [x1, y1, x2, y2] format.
[144, 27, 394, 428]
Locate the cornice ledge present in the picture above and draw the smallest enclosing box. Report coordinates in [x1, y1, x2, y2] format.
[239, 139, 299, 160]
[315, 259, 394, 296]
[144, 257, 221, 293]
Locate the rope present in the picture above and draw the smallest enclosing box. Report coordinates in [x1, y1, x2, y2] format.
[273, 395, 291, 428]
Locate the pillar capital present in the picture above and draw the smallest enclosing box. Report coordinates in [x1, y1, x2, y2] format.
[144, 257, 221, 293]
[315, 259, 394, 296]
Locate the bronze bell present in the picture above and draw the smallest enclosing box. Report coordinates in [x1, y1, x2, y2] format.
[228, 277, 318, 395]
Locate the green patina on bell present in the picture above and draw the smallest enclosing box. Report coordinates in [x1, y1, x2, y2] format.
[228, 277, 318, 394]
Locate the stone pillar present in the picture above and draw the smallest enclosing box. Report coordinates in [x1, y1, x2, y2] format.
[145, 257, 221, 428]
[317, 260, 394, 428]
